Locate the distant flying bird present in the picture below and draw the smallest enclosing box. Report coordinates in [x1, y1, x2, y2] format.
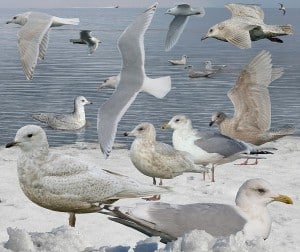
[278, 3, 286, 15]
[70, 30, 101, 55]
[165, 4, 205, 51]
[6, 12, 80, 80]
[97, 3, 171, 158]
[167, 55, 188, 65]
[201, 3, 293, 49]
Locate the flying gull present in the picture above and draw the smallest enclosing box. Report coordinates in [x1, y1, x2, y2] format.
[70, 30, 101, 55]
[278, 3, 286, 15]
[97, 2, 171, 158]
[6, 12, 80, 80]
[201, 3, 293, 49]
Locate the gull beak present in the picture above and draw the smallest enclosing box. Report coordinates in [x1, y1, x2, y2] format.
[209, 120, 215, 127]
[6, 141, 18, 148]
[6, 20, 12, 24]
[201, 35, 208, 41]
[272, 194, 293, 204]
[124, 131, 132, 137]
[161, 124, 171, 130]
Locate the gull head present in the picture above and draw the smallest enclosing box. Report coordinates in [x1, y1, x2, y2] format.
[209, 111, 227, 126]
[6, 12, 30, 26]
[202, 23, 225, 41]
[75, 96, 92, 107]
[124, 123, 156, 140]
[235, 178, 293, 210]
[6, 125, 48, 152]
[161, 114, 193, 130]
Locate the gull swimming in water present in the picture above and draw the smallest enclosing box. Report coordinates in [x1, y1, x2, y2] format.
[124, 123, 206, 187]
[70, 30, 101, 55]
[185, 65, 215, 78]
[278, 3, 286, 15]
[6, 12, 80, 80]
[32, 96, 92, 131]
[97, 75, 120, 90]
[165, 4, 205, 51]
[98, 3, 171, 158]
[100, 178, 293, 243]
[162, 114, 273, 182]
[204, 60, 227, 72]
[209, 50, 295, 150]
[167, 55, 188, 65]
[201, 3, 293, 49]
[5, 125, 169, 227]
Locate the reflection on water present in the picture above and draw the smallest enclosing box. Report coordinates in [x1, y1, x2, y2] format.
[0, 7, 299, 149]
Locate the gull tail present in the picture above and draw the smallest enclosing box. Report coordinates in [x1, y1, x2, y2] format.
[142, 76, 172, 99]
[279, 24, 293, 35]
[32, 113, 49, 124]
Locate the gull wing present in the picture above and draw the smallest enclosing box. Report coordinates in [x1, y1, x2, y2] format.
[97, 3, 158, 158]
[225, 3, 264, 21]
[80, 30, 92, 41]
[228, 50, 282, 131]
[165, 15, 189, 51]
[17, 12, 52, 80]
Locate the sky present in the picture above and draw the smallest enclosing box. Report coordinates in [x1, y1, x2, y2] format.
[1, 0, 299, 9]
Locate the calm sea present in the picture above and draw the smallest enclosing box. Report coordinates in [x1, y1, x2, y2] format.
[0, 7, 299, 148]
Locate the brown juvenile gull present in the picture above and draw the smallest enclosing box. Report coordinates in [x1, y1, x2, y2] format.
[124, 123, 206, 187]
[5, 125, 169, 227]
[185, 65, 215, 78]
[201, 3, 293, 49]
[6, 12, 80, 80]
[99, 178, 293, 243]
[209, 50, 295, 154]
[32, 96, 92, 131]
[162, 114, 273, 182]
[70, 30, 101, 55]
[165, 4, 205, 51]
[167, 55, 188, 65]
[97, 2, 171, 158]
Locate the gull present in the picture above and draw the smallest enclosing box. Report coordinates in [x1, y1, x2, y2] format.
[204, 60, 227, 71]
[70, 30, 101, 55]
[32, 96, 92, 131]
[201, 3, 293, 49]
[278, 3, 286, 15]
[162, 114, 273, 182]
[209, 50, 295, 149]
[97, 75, 120, 90]
[98, 3, 171, 158]
[6, 12, 80, 80]
[124, 123, 206, 187]
[165, 4, 205, 51]
[100, 178, 293, 243]
[5, 125, 169, 227]
[167, 55, 188, 65]
[185, 65, 215, 78]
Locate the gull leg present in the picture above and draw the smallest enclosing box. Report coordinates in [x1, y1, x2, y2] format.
[69, 212, 76, 227]
[142, 195, 161, 201]
[211, 165, 215, 182]
[159, 178, 163, 186]
[235, 158, 258, 165]
[152, 177, 156, 185]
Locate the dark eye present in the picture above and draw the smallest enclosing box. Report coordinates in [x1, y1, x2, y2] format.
[13, 16, 17, 19]
[27, 134, 33, 138]
[257, 188, 266, 194]
[175, 119, 180, 122]
[81, 100, 85, 102]
[138, 127, 144, 131]
[209, 28, 213, 33]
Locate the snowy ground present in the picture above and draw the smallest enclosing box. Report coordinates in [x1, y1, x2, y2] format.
[0, 136, 299, 251]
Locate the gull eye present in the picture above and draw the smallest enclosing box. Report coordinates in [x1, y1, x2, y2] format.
[138, 127, 144, 131]
[175, 118, 180, 122]
[81, 100, 85, 102]
[27, 134, 33, 138]
[13, 16, 17, 20]
[209, 28, 213, 33]
[257, 188, 266, 194]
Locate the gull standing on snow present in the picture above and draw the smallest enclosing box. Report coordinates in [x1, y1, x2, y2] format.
[70, 30, 101, 55]
[209, 50, 294, 147]
[98, 3, 171, 158]
[5, 125, 169, 227]
[201, 3, 293, 49]
[162, 115, 273, 182]
[124, 123, 206, 187]
[6, 12, 80, 80]
[185, 65, 215, 78]
[278, 3, 286, 15]
[165, 4, 205, 51]
[32, 96, 92, 131]
[167, 55, 188, 65]
[100, 178, 292, 243]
